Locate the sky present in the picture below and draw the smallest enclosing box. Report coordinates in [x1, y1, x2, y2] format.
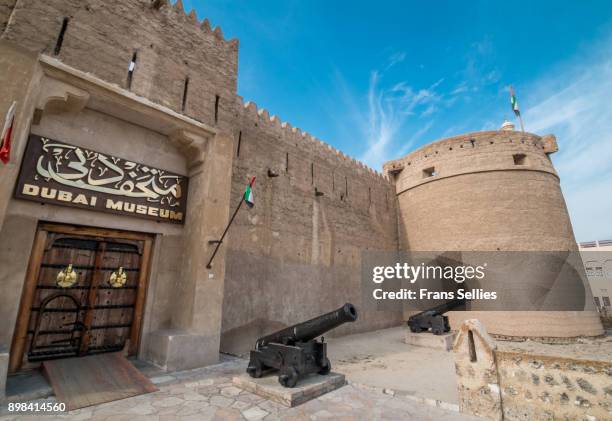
[181, 0, 612, 242]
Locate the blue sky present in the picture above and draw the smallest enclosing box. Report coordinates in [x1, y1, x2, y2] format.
[182, 1, 612, 242]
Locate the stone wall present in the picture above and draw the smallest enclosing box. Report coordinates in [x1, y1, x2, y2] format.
[454, 319, 612, 421]
[2, 0, 238, 131]
[220, 100, 402, 355]
[497, 351, 611, 420]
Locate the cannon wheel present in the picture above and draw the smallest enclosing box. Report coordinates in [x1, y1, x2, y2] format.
[247, 359, 263, 378]
[278, 366, 298, 388]
[432, 327, 443, 335]
[318, 357, 331, 375]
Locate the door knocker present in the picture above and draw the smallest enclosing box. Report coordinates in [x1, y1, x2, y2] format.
[56, 264, 78, 288]
[109, 267, 127, 288]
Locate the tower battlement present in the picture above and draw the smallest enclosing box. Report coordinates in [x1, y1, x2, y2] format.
[383, 130, 559, 194]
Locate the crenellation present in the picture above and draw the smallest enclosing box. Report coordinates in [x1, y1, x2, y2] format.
[235, 96, 397, 213]
[187, 9, 197, 23]
[257, 108, 270, 119]
[213, 26, 223, 40]
[200, 17, 211, 32]
[174, 0, 184, 13]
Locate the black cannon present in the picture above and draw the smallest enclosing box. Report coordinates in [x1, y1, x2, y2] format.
[246, 303, 357, 387]
[407, 298, 465, 335]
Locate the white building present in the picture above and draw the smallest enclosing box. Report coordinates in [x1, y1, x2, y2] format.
[579, 240, 612, 309]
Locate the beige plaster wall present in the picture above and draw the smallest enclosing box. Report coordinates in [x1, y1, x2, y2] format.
[0, 41, 41, 232]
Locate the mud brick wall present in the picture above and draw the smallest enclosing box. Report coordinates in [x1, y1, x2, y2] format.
[220, 101, 402, 355]
[2, 0, 238, 131]
[497, 351, 612, 421]
[455, 320, 612, 421]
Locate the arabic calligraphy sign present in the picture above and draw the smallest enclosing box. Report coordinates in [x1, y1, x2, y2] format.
[15, 135, 188, 224]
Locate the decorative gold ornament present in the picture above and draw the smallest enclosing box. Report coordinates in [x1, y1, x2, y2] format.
[56, 264, 78, 288]
[109, 267, 127, 288]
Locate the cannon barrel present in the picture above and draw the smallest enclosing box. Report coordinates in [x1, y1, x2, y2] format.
[256, 303, 357, 348]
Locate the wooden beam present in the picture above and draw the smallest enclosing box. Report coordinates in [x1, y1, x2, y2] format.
[129, 237, 153, 355]
[39, 222, 153, 242]
[9, 228, 48, 373]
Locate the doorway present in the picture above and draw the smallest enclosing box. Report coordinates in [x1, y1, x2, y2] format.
[9, 223, 153, 372]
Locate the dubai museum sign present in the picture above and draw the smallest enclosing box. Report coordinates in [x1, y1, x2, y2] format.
[15, 134, 188, 223]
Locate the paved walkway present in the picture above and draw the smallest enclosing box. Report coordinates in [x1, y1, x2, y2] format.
[0, 357, 481, 420]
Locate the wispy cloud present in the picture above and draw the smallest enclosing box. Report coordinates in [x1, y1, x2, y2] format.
[450, 82, 469, 95]
[385, 51, 407, 70]
[522, 40, 612, 241]
[356, 72, 443, 168]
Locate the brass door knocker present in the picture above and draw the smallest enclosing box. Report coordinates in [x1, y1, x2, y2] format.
[56, 264, 78, 288]
[109, 267, 127, 288]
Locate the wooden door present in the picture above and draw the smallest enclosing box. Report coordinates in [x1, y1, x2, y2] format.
[9, 224, 153, 372]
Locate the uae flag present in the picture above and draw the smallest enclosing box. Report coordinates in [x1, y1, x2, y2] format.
[510, 86, 520, 117]
[244, 176, 256, 208]
[0, 101, 16, 164]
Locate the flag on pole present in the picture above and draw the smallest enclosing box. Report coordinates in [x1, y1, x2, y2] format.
[509, 86, 520, 117]
[244, 176, 256, 208]
[0, 101, 16, 164]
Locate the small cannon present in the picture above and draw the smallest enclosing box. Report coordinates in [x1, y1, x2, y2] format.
[246, 303, 357, 387]
[407, 298, 465, 335]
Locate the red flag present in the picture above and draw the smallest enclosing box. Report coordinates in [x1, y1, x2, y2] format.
[0, 101, 16, 164]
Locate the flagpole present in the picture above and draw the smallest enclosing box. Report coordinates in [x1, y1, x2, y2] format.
[518, 114, 525, 132]
[206, 197, 244, 269]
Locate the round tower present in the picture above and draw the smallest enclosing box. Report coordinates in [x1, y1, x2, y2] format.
[383, 130, 603, 338]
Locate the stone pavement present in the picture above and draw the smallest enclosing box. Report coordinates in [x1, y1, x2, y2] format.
[0, 356, 482, 420]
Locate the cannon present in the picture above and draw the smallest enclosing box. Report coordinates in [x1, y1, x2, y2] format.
[407, 298, 465, 335]
[246, 303, 357, 387]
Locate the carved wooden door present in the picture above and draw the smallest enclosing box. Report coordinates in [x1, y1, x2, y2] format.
[10, 224, 152, 371]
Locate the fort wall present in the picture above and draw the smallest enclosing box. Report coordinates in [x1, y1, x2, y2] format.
[220, 99, 402, 356]
[384, 131, 603, 337]
[0, 0, 405, 365]
[2, 0, 238, 131]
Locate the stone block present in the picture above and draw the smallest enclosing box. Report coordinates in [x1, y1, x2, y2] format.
[232, 372, 346, 407]
[404, 329, 457, 351]
[144, 329, 219, 372]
